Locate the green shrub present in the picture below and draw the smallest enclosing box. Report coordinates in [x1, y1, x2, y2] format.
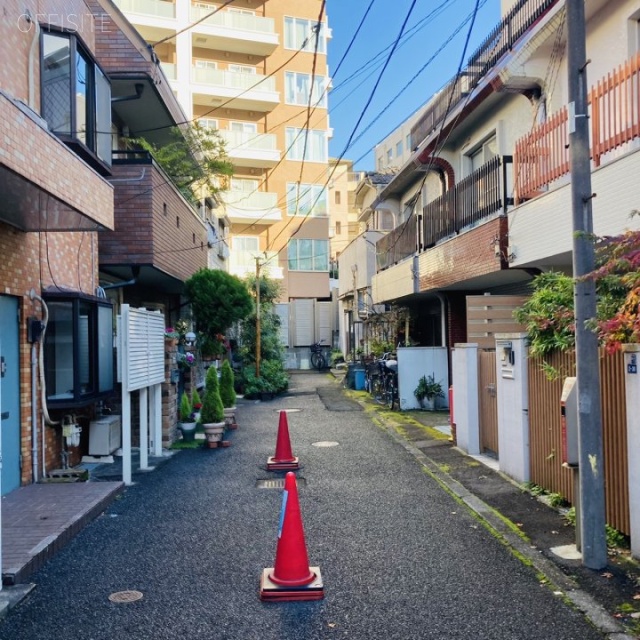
[179, 392, 193, 422]
[241, 360, 289, 397]
[200, 366, 224, 424]
[219, 360, 236, 408]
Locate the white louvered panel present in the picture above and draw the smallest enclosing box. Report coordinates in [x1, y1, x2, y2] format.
[315, 302, 332, 345]
[122, 306, 166, 391]
[292, 298, 314, 347]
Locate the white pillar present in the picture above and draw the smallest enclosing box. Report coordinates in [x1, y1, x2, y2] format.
[452, 343, 480, 454]
[151, 383, 162, 457]
[624, 346, 640, 557]
[139, 387, 149, 470]
[496, 333, 530, 483]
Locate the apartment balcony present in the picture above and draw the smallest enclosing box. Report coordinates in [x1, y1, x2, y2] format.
[376, 215, 418, 271]
[190, 5, 279, 56]
[101, 151, 208, 293]
[219, 130, 280, 168]
[0, 94, 113, 232]
[222, 190, 282, 226]
[230, 252, 283, 280]
[160, 61, 176, 81]
[192, 67, 279, 112]
[113, 0, 177, 42]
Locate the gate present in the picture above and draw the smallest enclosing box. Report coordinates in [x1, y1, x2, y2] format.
[478, 349, 498, 456]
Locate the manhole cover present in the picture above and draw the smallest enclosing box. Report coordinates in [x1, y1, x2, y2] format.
[257, 477, 306, 489]
[109, 590, 143, 604]
[274, 408, 302, 413]
[312, 441, 339, 447]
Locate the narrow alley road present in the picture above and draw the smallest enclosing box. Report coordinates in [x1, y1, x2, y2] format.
[1, 373, 604, 640]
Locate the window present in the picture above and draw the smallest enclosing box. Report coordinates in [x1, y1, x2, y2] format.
[285, 71, 327, 107]
[228, 64, 256, 74]
[335, 221, 342, 235]
[406, 134, 411, 152]
[285, 127, 328, 162]
[334, 191, 341, 205]
[377, 156, 384, 170]
[41, 30, 111, 169]
[199, 117, 219, 130]
[43, 293, 114, 407]
[396, 141, 403, 157]
[195, 59, 218, 70]
[229, 121, 257, 134]
[231, 177, 259, 192]
[286, 182, 327, 216]
[468, 134, 498, 174]
[284, 16, 327, 54]
[386, 149, 393, 165]
[288, 239, 329, 271]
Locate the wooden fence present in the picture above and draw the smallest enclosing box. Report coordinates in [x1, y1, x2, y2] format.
[514, 53, 640, 202]
[528, 349, 629, 534]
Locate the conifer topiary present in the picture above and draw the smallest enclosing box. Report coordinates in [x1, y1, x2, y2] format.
[219, 360, 236, 408]
[200, 365, 224, 424]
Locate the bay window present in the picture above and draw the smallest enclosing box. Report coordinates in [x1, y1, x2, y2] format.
[41, 29, 111, 171]
[43, 293, 114, 407]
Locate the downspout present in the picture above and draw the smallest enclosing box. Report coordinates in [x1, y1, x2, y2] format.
[26, 12, 40, 110]
[31, 342, 38, 482]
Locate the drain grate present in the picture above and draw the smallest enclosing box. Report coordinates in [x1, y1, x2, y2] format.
[256, 477, 306, 489]
[312, 441, 339, 448]
[109, 590, 143, 604]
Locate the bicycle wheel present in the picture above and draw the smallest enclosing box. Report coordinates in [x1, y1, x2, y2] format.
[311, 352, 325, 370]
[371, 376, 382, 400]
[386, 377, 397, 409]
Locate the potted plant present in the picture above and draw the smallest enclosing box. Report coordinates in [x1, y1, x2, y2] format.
[219, 360, 237, 428]
[200, 365, 226, 448]
[414, 374, 444, 411]
[178, 392, 197, 442]
[191, 386, 202, 411]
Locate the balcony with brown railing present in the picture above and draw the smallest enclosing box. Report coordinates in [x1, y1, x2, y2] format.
[423, 155, 511, 248]
[514, 53, 640, 203]
[410, 0, 560, 150]
[376, 215, 417, 271]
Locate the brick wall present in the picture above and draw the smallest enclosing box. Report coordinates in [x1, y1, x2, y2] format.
[418, 217, 507, 291]
[0, 221, 100, 484]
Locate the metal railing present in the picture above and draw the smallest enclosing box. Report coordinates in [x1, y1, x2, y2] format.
[114, 0, 175, 19]
[192, 66, 276, 92]
[422, 155, 510, 248]
[376, 215, 417, 271]
[190, 5, 275, 34]
[410, 0, 560, 150]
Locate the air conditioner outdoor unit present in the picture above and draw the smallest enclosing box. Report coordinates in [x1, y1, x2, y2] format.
[89, 415, 122, 456]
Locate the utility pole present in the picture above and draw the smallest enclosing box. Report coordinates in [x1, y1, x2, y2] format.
[567, 0, 607, 569]
[255, 256, 261, 378]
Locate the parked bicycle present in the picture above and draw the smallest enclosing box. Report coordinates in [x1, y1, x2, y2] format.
[310, 340, 327, 370]
[366, 352, 398, 409]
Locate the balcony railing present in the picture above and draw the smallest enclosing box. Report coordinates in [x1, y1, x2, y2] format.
[222, 190, 278, 209]
[160, 62, 176, 80]
[192, 67, 276, 93]
[190, 5, 275, 34]
[114, 0, 175, 19]
[514, 53, 640, 203]
[422, 155, 511, 249]
[376, 215, 417, 271]
[219, 130, 277, 153]
[410, 0, 560, 150]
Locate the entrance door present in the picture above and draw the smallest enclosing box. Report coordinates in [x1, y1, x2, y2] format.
[0, 295, 20, 494]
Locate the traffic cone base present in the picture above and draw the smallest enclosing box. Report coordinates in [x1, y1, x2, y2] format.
[259, 567, 324, 602]
[266, 455, 299, 471]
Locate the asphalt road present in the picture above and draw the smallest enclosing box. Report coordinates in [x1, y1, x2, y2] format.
[0, 373, 605, 640]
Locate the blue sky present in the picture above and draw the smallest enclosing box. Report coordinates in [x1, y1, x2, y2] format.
[326, 0, 501, 170]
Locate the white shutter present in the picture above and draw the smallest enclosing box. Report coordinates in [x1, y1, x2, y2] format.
[292, 298, 314, 346]
[315, 301, 332, 345]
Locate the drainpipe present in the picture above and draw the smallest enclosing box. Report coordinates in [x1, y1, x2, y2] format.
[26, 12, 40, 110]
[31, 342, 38, 482]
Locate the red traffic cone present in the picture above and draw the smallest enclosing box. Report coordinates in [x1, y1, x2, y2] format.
[267, 411, 299, 470]
[260, 472, 323, 601]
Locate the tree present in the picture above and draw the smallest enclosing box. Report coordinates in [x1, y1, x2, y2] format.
[185, 269, 253, 355]
[200, 365, 224, 424]
[133, 122, 233, 205]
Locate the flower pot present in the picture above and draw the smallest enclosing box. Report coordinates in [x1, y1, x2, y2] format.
[178, 421, 197, 442]
[203, 421, 225, 446]
[223, 406, 237, 429]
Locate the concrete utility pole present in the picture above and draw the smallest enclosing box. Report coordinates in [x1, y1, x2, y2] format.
[566, 0, 607, 569]
[255, 256, 261, 378]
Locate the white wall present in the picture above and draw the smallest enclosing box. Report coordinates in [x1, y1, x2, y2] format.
[451, 344, 480, 455]
[371, 257, 416, 304]
[397, 347, 449, 411]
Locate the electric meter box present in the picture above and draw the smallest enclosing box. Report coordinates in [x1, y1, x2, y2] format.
[560, 377, 578, 466]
